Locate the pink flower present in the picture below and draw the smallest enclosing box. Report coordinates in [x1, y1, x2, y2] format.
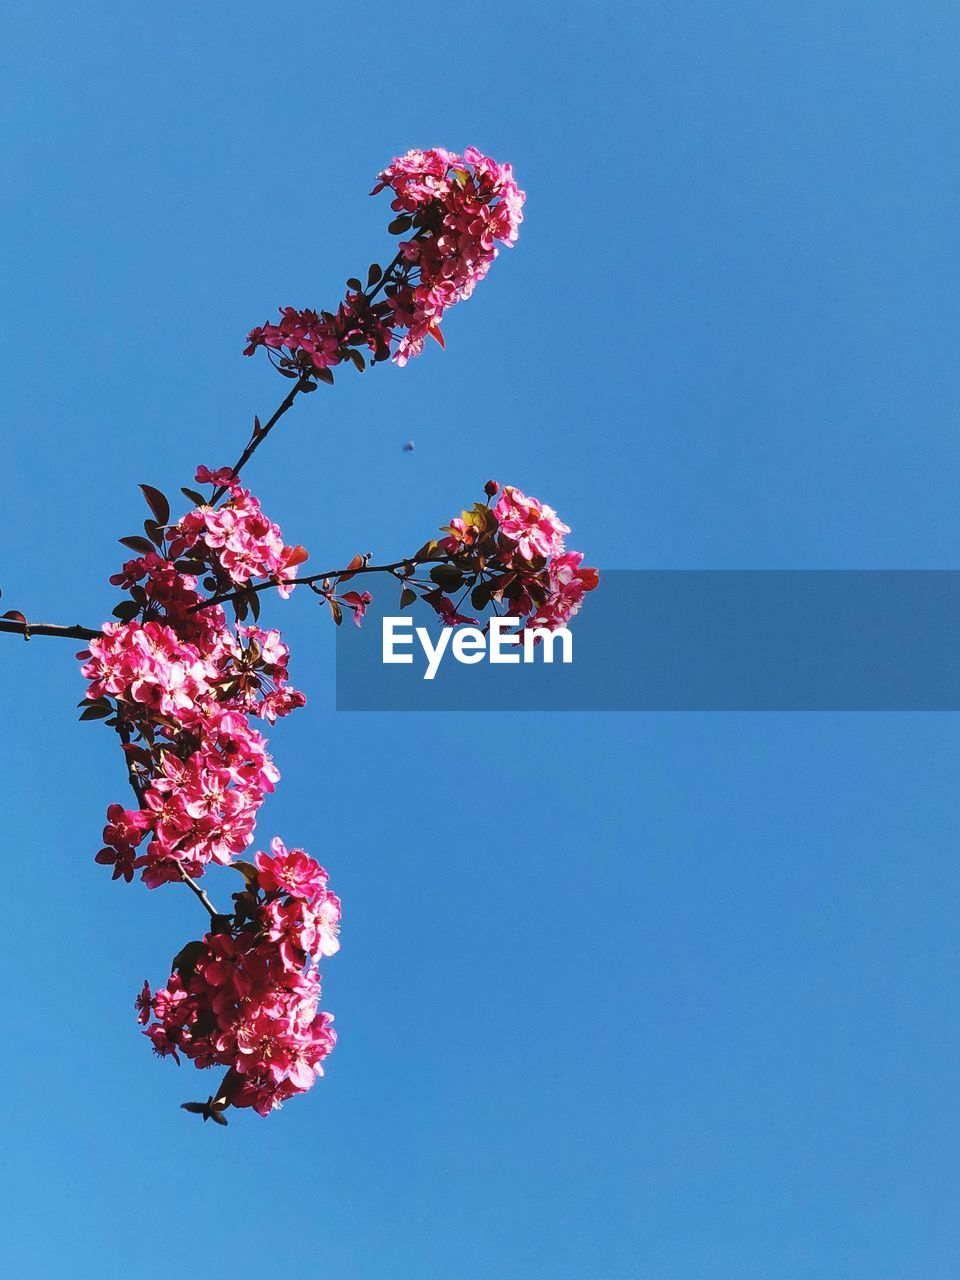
[422, 589, 478, 627]
[339, 590, 372, 627]
[135, 981, 152, 1025]
[438, 516, 477, 553]
[103, 804, 149, 849]
[493, 486, 570, 561]
[95, 844, 139, 883]
[255, 838, 330, 903]
[195, 465, 236, 487]
[527, 552, 600, 630]
[142, 857, 338, 1115]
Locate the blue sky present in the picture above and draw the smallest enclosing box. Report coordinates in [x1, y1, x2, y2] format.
[2, 2, 960, 1276]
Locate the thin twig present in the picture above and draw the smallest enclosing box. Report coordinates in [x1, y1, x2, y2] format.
[192, 555, 450, 614]
[178, 868, 222, 922]
[213, 377, 310, 501]
[214, 237, 424, 500]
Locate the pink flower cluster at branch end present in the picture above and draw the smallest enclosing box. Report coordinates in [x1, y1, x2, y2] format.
[374, 146, 524, 366]
[141, 839, 339, 1117]
[492, 487, 598, 631]
[243, 146, 524, 379]
[401, 482, 599, 632]
[81, 470, 309, 891]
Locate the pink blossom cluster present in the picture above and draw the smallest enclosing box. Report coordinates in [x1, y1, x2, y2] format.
[243, 146, 524, 376]
[80, 468, 308, 891]
[412, 482, 599, 630]
[491, 486, 570, 562]
[170, 469, 306, 596]
[374, 146, 525, 365]
[242, 297, 392, 379]
[492, 487, 598, 630]
[52, 145, 598, 1127]
[79, 468, 339, 1119]
[140, 839, 339, 1116]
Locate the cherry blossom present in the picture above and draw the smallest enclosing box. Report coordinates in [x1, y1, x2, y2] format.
[244, 146, 525, 377]
[141, 846, 339, 1116]
[0, 145, 599, 1126]
[398, 483, 598, 634]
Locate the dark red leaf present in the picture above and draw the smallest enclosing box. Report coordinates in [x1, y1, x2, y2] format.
[119, 536, 154, 554]
[335, 553, 364, 584]
[139, 484, 170, 525]
[284, 544, 310, 568]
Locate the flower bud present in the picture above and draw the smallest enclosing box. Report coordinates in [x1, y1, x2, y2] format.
[484, 480, 499, 497]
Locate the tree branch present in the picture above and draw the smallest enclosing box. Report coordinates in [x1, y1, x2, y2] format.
[192, 554, 451, 614]
[0, 618, 99, 642]
[213, 376, 310, 501]
[178, 868, 223, 922]
[213, 238, 422, 501]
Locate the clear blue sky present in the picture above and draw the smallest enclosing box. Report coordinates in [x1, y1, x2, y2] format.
[2, 3, 960, 1276]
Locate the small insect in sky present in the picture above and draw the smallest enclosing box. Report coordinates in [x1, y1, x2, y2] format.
[402, 441, 415, 452]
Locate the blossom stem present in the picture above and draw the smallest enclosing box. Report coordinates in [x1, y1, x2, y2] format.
[193, 554, 452, 614]
[178, 868, 222, 921]
[214, 377, 310, 501]
[0, 618, 99, 642]
[215, 239, 423, 502]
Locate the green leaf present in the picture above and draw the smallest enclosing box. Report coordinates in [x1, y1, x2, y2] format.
[388, 215, 413, 235]
[367, 262, 382, 287]
[400, 588, 417, 609]
[329, 598, 343, 626]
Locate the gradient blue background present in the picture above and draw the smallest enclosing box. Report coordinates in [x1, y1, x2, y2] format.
[2, 3, 960, 1276]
